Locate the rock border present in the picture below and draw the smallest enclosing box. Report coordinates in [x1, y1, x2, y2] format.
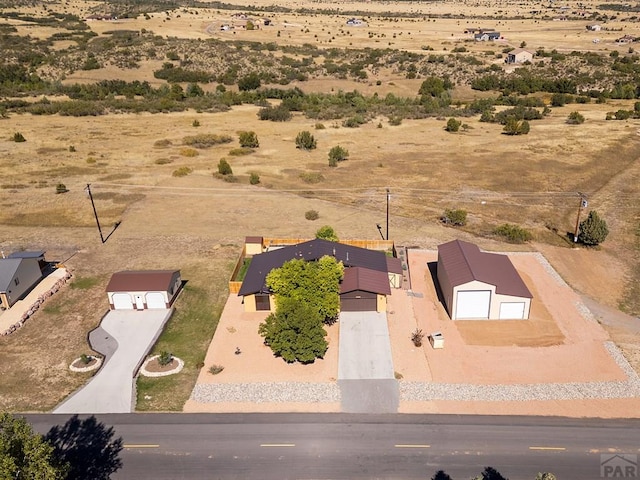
[139, 355, 184, 377]
[69, 355, 102, 373]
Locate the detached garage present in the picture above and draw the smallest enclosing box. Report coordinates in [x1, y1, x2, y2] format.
[106, 270, 182, 310]
[437, 240, 532, 320]
[340, 267, 391, 313]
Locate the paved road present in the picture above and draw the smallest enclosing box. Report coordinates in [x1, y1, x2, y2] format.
[26, 413, 640, 479]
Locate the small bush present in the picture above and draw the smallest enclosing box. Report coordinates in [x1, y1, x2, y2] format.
[154, 139, 172, 148]
[12, 132, 26, 142]
[218, 158, 232, 175]
[183, 133, 232, 148]
[442, 208, 467, 226]
[80, 353, 91, 365]
[305, 209, 319, 220]
[315, 225, 338, 241]
[299, 172, 324, 184]
[180, 148, 198, 157]
[154, 157, 172, 165]
[158, 351, 173, 366]
[567, 111, 585, 124]
[228, 147, 254, 156]
[411, 328, 424, 347]
[69, 145, 76, 152]
[445, 118, 461, 132]
[493, 223, 533, 243]
[86, 157, 96, 164]
[328, 145, 349, 167]
[223, 174, 239, 183]
[315, 123, 326, 130]
[209, 364, 224, 375]
[238, 131, 259, 148]
[172, 166, 193, 177]
[55, 183, 68, 194]
[342, 115, 366, 128]
[192, 119, 200, 127]
[249, 172, 260, 185]
[388, 116, 403, 126]
[295, 131, 317, 150]
[238, 72, 261, 91]
[258, 104, 292, 121]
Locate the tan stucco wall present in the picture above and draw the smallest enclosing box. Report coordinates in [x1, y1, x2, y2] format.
[377, 294, 387, 312]
[453, 281, 531, 319]
[245, 243, 263, 256]
[243, 294, 257, 312]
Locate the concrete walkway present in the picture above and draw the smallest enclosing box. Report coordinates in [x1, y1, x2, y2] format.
[337, 311, 398, 413]
[54, 309, 172, 414]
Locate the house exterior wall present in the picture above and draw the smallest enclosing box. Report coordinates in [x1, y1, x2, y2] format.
[242, 293, 276, 312]
[245, 243, 263, 256]
[451, 281, 531, 320]
[436, 252, 454, 316]
[377, 294, 387, 312]
[452, 280, 495, 319]
[0, 259, 42, 308]
[108, 290, 170, 309]
[388, 272, 402, 289]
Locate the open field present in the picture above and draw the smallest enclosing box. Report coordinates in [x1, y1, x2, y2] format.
[0, 0, 639, 412]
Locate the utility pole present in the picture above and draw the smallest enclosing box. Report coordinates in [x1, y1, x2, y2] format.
[573, 192, 588, 243]
[85, 184, 105, 243]
[386, 188, 390, 241]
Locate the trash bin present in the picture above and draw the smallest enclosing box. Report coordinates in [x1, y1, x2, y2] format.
[429, 332, 444, 349]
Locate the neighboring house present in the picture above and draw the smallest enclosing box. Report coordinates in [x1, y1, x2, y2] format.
[586, 24, 602, 31]
[475, 31, 501, 41]
[238, 238, 398, 313]
[616, 35, 636, 44]
[437, 240, 532, 320]
[505, 48, 534, 64]
[346, 17, 364, 26]
[0, 254, 44, 309]
[106, 270, 182, 310]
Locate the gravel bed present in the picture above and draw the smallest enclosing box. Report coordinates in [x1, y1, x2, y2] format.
[575, 300, 597, 323]
[191, 382, 341, 403]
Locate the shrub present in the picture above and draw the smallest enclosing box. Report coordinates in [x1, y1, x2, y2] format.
[249, 172, 260, 185]
[295, 131, 317, 150]
[442, 208, 467, 226]
[192, 119, 200, 127]
[223, 174, 238, 183]
[299, 172, 324, 184]
[218, 158, 232, 175]
[503, 118, 530, 135]
[69, 145, 76, 152]
[154, 158, 172, 165]
[238, 131, 259, 148]
[228, 147, 254, 156]
[12, 132, 26, 142]
[258, 104, 292, 121]
[445, 118, 461, 132]
[315, 225, 338, 242]
[493, 223, 533, 243]
[55, 183, 68, 194]
[328, 145, 349, 167]
[208, 364, 224, 375]
[342, 115, 366, 128]
[172, 166, 192, 177]
[80, 353, 91, 365]
[179, 148, 198, 157]
[158, 351, 173, 366]
[411, 328, 424, 347]
[182, 133, 232, 148]
[154, 139, 172, 148]
[305, 209, 319, 220]
[388, 116, 403, 126]
[566, 111, 585, 124]
[238, 72, 261, 91]
[315, 123, 326, 130]
[578, 210, 609, 246]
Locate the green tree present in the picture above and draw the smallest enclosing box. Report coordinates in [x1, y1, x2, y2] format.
[0, 413, 67, 479]
[566, 111, 585, 124]
[445, 118, 461, 132]
[315, 225, 338, 242]
[258, 298, 328, 363]
[218, 158, 232, 175]
[442, 208, 467, 226]
[237, 72, 261, 91]
[419, 76, 452, 97]
[328, 145, 349, 166]
[578, 210, 609, 245]
[185, 83, 204, 97]
[296, 131, 317, 150]
[239, 131, 259, 148]
[503, 118, 529, 135]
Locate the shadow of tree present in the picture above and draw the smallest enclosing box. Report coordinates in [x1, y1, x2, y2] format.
[45, 415, 123, 480]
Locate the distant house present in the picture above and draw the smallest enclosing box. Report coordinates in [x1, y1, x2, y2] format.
[586, 24, 602, 31]
[437, 240, 532, 320]
[475, 31, 501, 41]
[106, 270, 182, 310]
[262, 18, 271, 26]
[505, 48, 534, 64]
[0, 252, 45, 309]
[238, 238, 399, 313]
[346, 17, 364, 26]
[616, 35, 636, 44]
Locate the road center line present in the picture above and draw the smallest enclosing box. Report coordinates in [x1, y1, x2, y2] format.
[260, 444, 296, 447]
[529, 446, 566, 451]
[124, 444, 160, 448]
[395, 444, 431, 448]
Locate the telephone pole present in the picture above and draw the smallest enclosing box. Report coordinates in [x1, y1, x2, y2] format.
[386, 188, 390, 240]
[573, 192, 588, 243]
[85, 184, 105, 243]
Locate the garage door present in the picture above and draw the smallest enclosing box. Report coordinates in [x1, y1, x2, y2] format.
[341, 297, 377, 312]
[112, 293, 133, 310]
[455, 290, 490, 319]
[146, 292, 166, 309]
[499, 302, 526, 319]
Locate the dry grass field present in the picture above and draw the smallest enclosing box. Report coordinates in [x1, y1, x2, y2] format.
[0, 0, 639, 412]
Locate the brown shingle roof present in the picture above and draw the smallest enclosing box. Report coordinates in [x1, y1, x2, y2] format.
[438, 240, 532, 298]
[340, 267, 391, 295]
[386, 256, 402, 274]
[106, 270, 180, 293]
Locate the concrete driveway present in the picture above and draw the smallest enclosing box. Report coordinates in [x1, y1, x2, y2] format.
[337, 311, 398, 413]
[54, 309, 172, 414]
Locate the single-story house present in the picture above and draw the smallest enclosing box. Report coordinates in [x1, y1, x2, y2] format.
[106, 270, 182, 310]
[437, 240, 532, 320]
[475, 31, 501, 41]
[505, 48, 534, 64]
[7, 251, 47, 272]
[0, 254, 44, 309]
[238, 239, 398, 313]
[586, 24, 602, 31]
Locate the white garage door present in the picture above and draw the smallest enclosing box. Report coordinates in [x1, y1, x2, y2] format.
[499, 302, 526, 319]
[146, 292, 167, 309]
[456, 290, 491, 319]
[112, 293, 133, 310]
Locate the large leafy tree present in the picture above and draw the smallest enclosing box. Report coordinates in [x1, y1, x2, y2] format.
[578, 210, 609, 246]
[315, 225, 339, 242]
[0, 413, 67, 480]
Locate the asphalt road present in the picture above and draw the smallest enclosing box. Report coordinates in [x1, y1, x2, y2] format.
[26, 413, 640, 479]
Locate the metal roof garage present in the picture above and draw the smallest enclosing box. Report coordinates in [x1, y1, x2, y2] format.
[437, 240, 533, 320]
[340, 267, 391, 312]
[106, 270, 182, 310]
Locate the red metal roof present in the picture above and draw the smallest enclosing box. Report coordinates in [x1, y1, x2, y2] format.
[386, 256, 402, 274]
[438, 240, 532, 298]
[106, 270, 180, 293]
[340, 267, 391, 295]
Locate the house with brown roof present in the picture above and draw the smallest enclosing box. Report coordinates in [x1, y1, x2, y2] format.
[106, 270, 182, 310]
[238, 239, 396, 313]
[437, 240, 532, 320]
